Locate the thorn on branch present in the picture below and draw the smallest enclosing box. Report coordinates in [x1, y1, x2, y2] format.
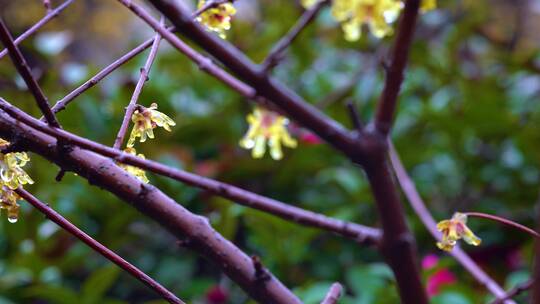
[43, 0, 52, 13]
[251, 255, 271, 283]
[345, 99, 363, 133]
[55, 169, 66, 182]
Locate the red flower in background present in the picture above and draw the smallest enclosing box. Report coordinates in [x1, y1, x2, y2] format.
[422, 254, 457, 297]
[206, 285, 229, 304]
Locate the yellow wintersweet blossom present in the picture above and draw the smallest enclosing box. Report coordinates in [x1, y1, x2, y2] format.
[436, 212, 481, 252]
[118, 148, 149, 183]
[302, 0, 436, 41]
[196, 0, 237, 39]
[127, 103, 176, 148]
[0, 151, 34, 190]
[0, 186, 21, 223]
[239, 107, 297, 160]
[0, 137, 34, 223]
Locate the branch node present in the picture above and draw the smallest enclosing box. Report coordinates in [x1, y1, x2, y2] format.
[251, 255, 271, 283]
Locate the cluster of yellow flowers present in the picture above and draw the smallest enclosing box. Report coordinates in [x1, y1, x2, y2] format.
[239, 107, 297, 160]
[436, 212, 481, 252]
[119, 103, 176, 183]
[0, 138, 34, 223]
[196, 0, 237, 39]
[302, 0, 436, 41]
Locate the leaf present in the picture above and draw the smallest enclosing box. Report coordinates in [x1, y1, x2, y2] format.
[24, 285, 79, 304]
[81, 265, 120, 304]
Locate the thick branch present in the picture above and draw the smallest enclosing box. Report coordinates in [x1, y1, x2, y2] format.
[373, 0, 420, 136]
[0, 18, 60, 127]
[0, 0, 74, 60]
[0, 105, 300, 304]
[16, 188, 184, 304]
[113, 21, 163, 149]
[261, 0, 328, 72]
[389, 142, 515, 303]
[0, 97, 381, 244]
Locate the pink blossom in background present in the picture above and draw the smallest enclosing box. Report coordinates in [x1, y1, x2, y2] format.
[422, 254, 439, 270]
[300, 132, 322, 145]
[426, 268, 457, 296]
[206, 285, 229, 304]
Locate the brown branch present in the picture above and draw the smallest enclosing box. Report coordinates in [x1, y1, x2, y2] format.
[113, 19, 163, 150]
[389, 142, 515, 303]
[0, 0, 74, 60]
[191, 0, 235, 19]
[0, 97, 381, 244]
[0, 18, 60, 128]
[320, 282, 343, 304]
[15, 188, 184, 304]
[0, 104, 301, 304]
[465, 212, 540, 239]
[260, 0, 328, 72]
[373, 0, 421, 136]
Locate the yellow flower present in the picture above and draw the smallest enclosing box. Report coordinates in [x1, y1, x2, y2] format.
[196, 0, 236, 39]
[127, 103, 176, 148]
[421, 0, 436, 12]
[436, 212, 481, 252]
[0, 186, 21, 223]
[0, 151, 34, 190]
[334, 0, 403, 41]
[302, 0, 436, 41]
[118, 148, 149, 183]
[239, 107, 297, 160]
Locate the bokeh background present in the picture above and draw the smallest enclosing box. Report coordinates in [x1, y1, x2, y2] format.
[0, 0, 540, 303]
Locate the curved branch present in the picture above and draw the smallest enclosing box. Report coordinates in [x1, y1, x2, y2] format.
[16, 188, 184, 304]
[389, 142, 515, 303]
[0, 106, 300, 304]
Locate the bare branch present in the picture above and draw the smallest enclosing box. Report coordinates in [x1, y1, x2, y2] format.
[374, 0, 421, 136]
[0, 18, 60, 128]
[0, 97, 381, 245]
[260, 0, 329, 72]
[321, 282, 343, 304]
[15, 188, 184, 304]
[0, 104, 301, 304]
[0, 0, 74, 60]
[389, 142, 516, 303]
[113, 19, 163, 150]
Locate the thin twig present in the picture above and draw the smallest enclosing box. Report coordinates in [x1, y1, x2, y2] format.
[191, 0, 235, 19]
[389, 142, 515, 303]
[50, 26, 174, 115]
[113, 18, 163, 150]
[465, 212, 540, 239]
[0, 0, 74, 60]
[374, 0, 421, 136]
[320, 282, 343, 304]
[260, 0, 329, 72]
[15, 188, 185, 304]
[0, 18, 60, 128]
[0, 98, 382, 245]
[492, 279, 533, 304]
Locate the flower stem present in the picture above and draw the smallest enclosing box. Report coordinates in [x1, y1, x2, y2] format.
[465, 212, 540, 239]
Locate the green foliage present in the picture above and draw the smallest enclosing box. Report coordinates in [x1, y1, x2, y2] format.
[0, 0, 538, 302]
